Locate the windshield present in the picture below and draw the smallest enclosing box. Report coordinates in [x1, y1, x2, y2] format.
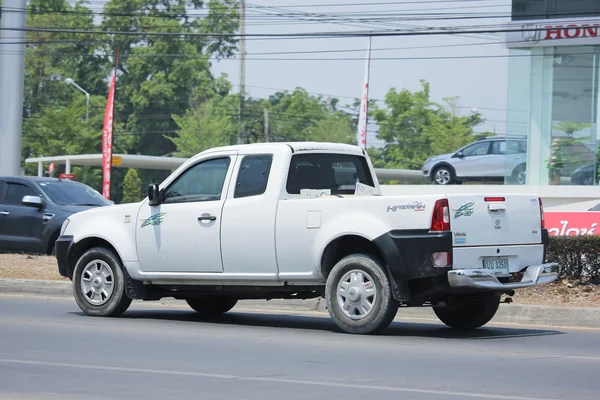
[37, 181, 111, 206]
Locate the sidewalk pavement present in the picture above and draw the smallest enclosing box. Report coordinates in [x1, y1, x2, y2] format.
[1, 278, 599, 329]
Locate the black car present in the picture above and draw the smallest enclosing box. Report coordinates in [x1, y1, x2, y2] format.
[0, 176, 112, 255]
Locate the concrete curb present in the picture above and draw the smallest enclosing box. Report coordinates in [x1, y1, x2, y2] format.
[1, 278, 599, 329]
[0, 278, 73, 297]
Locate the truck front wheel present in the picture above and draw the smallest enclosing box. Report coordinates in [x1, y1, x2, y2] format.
[325, 254, 398, 334]
[433, 294, 500, 330]
[72, 247, 132, 317]
[186, 296, 238, 317]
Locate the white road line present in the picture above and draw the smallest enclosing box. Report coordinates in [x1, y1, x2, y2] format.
[0, 358, 557, 400]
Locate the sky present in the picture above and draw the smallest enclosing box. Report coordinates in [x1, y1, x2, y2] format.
[210, 0, 513, 147]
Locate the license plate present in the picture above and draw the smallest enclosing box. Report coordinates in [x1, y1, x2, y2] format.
[482, 258, 509, 277]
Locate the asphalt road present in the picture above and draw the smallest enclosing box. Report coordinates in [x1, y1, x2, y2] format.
[0, 296, 599, 400]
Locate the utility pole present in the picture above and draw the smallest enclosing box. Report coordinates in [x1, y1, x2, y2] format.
[238, 0, 246, 145]
[0, 0, 27, 176]
[263, 108, 269, 143]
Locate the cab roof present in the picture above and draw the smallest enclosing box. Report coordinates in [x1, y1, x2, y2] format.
[200, 142, 365, 156]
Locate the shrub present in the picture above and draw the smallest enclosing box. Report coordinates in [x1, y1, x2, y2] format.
[547, 236, 600, 280]
[122, 169, 142, 204]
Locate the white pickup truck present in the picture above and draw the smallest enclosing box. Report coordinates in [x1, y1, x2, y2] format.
[55, 142, 559, 334]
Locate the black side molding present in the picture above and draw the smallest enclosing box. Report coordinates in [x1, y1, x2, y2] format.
[374, 229, 453, 281]
[55, 235, 74, 278]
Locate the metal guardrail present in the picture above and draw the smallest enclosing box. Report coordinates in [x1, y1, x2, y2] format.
[374, 168, 428, 184]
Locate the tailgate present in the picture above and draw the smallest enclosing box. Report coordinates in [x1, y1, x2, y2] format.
[448, 194, 543, 247]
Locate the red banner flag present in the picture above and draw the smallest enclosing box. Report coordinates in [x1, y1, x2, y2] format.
[101, 73, 115, 199]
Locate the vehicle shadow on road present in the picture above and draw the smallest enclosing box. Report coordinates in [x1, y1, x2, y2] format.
[106, 308, 566, 340]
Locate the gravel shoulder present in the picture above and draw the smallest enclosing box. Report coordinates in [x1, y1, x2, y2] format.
[1, 253, 598, 308]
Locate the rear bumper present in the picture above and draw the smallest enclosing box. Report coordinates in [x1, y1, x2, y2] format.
[55, 235, 74, 278]
[447, 262, 559, 290]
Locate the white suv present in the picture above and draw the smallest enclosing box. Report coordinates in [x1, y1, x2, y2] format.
[422, 137, 527, 185]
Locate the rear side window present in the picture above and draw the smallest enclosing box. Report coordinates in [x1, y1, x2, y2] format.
[234, 155, 273, 198]
[5, 183, 37, 205]
[286, 153, 374, 195]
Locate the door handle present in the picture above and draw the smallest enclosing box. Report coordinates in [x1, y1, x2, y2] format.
[43, 213, 55, 222]
[0, 211, 9, 216]
[198, 214, 217, 222]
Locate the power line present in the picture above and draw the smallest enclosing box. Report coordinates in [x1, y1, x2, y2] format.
[0, 21, 583, 39]
[7, 48, 600, 62]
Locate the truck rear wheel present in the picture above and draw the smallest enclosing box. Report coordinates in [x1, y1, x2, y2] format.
[433, 294, 500, 330]
[72, 247, 132, 317]
[325, 254, 398, 335]
[186, 296, 238, 317]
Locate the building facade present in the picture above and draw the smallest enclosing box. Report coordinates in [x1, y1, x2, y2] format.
[505, 0, 600, 185]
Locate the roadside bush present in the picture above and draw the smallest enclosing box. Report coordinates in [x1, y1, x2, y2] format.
[547, 236, 600, 280]
[122, 169, 142, 204]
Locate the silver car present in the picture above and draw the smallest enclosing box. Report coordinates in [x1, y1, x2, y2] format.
[422, 137, 527, 185]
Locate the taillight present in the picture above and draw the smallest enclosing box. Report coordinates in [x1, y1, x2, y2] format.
[539, 197, 545, 229]
[431, 199, 450, 232]
[484, 197, 505, 202]
[431, 199, 451, 267]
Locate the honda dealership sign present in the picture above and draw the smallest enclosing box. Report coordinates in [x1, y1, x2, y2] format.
[506, 18, 600, 48]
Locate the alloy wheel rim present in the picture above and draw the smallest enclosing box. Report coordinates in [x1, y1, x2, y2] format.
[336, 269, 377, 320]
[435, 169, 450, 184]
[80, 260, 115, 306]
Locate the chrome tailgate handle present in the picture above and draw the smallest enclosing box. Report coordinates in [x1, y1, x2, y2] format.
[488, 203, 506, 212]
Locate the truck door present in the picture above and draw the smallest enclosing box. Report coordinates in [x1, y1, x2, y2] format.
[135, 153, 237, 273]
[0, 180, 46, 253]
[220, 153, 279, 276]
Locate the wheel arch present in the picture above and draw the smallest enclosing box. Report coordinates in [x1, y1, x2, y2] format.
[319, 234, 389, 280]
[66, 236, 125, 279]
[46, 228, 62, 255]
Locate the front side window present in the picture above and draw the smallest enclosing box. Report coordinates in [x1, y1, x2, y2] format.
[234, 155, 273, 198]
[164, 157, 231, 204]
[4, 183, 38, 205]
[286, 153, 374, 195]
[462, 142, 490, 157]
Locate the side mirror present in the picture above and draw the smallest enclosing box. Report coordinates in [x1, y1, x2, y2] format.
[148, 184, 161, 206]
[22, 195, 44, 209]
[455, 151, 464, 158]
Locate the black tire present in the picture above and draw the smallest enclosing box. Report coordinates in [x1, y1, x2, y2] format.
[72, 247, 132, 317]
[325, 254, 398, 335]
[433, 294, 500, 330]
[432, 165, 455, 185]
[511, 164, 527, 185]
[186, 296, 238, 317]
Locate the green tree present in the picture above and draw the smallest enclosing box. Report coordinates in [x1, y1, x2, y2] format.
[267, 88, 353, 142]
[169, 95, 239, 157]
[100, 0, 240, 157]
[122, 169, 142, 203]
[24, 0, 107, 119]
[423, 97, 484, 157]
[306, 113, 355, 144]
[370, 80, 434, 169]
[370, 80, 484, 169]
